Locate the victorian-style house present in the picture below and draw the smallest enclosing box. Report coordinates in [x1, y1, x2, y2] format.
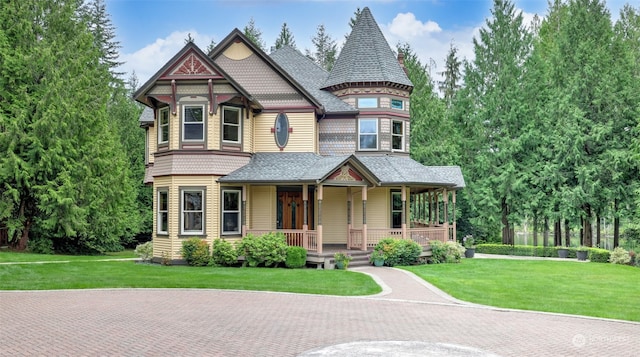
[134, 7, 464, 264]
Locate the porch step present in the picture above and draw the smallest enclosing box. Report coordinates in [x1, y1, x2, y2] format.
[346, 252, 372, 268]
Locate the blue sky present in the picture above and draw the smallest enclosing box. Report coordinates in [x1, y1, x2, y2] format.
[106, 0, 629, 85]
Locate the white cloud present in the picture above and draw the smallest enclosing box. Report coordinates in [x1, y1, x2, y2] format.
[388, 12, 442, 39]
[119, 30, 213, 85]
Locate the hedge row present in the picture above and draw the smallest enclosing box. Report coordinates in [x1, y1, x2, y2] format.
[475, 244, 610, 263]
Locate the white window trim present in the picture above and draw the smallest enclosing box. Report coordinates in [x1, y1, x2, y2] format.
[158, 108, 170, 145]
[157, 190, 168, 235]
[358, 118, 378, 151]
[391, 98, 404, 110]
[392, 120, 404, 152]
[222, 106, 242, 144]
[391, 191, 403, 228]
[222, 189, 242, 235]
[182, 104, 205, 142]
[181, 188, 204, 235]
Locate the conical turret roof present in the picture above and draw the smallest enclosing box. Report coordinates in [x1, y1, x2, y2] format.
[323, 7, 413, 89]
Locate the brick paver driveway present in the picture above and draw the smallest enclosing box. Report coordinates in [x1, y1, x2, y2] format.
[1, 266, 638, 356]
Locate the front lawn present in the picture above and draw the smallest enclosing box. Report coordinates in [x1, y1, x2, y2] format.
[0, 260, 381, 296]
[402, 259, 640, 322]
[0, 250, 136, 262]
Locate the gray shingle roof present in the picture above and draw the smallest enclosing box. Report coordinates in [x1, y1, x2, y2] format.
[139, 106, 154, 124]
[270, 46, 357, 114]
[219, 153, 464, 188]
[323, 7, 413, 89]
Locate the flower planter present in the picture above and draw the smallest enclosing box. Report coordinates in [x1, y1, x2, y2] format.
[373, 259, 384, 267]
[576, 250, 588, 261]
[335, 261, 345, 270]
[464, 248, 475, 258]
[557, 248, 569, 259]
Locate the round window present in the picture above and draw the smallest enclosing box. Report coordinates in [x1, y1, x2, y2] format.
[274, 113, 289, 148]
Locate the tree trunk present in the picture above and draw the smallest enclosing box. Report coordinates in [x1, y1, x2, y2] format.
[501, 197, 512, 245]
[533, 214, 538, 247]
[614, 199, 620, 248]
[596, 214, 601, 248]
[582, 205, 593, 247]
[543, 217, 549, 247]
[564, 220, 570, 247]
[554, 220, 562, 246]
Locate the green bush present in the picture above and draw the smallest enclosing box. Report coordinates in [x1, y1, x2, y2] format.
[476, 244, 560, 257]
[285, 246, 307, 268]
[181, 238, 210, 266]
[610, 247, 630, 265]
[374, 238, 422, 266]
[236, 232, 287, 267]
[588, 248, 610, 263]
[429, 241, 465, 263]
[211, 239, 238, 266]
[134, 241, 153, 262]
[28, 237, 54, 255]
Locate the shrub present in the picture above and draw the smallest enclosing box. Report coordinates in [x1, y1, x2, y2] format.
[236, 232, 287, 267]
[211, 239, 238, 266]
[476, 244, 561, 257]
[374, 238, 422, 266]
[28, 237, 54, 255]
[285, 246, 307, 268]
[181, 238, 210, 266]
[429, 240, 465, 263]
[610, 247, 630, 265]
[588, 248, 610, 263]
[134, 241, 153, 262]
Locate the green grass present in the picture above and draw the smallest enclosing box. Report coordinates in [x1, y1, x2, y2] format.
[0, 250, 136, 262]
[403, 259, 640, 322]
[0, 260, 381, 296]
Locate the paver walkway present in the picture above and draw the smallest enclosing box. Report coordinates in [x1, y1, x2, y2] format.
[1, 263, 638, 356]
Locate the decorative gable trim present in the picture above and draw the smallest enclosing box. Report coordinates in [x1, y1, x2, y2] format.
[327, 165, 364, 182]
[160, 48, 223, 80]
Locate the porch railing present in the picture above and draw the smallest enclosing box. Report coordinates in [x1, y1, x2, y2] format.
[348, 227, 450, 250]
[246, 229, 317, 252]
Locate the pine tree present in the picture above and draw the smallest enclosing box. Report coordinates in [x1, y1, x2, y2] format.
[274, 22, 296, 50]
[306, 24, 337, 71]
[206, 39, 217, 55]
[438, 42, 462, 107]
[81, 0, 123, 80]
[345, 7, 362, 40]
[243, 17, 266, 51]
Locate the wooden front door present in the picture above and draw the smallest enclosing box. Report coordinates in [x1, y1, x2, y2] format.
[277, 192, 304, 229]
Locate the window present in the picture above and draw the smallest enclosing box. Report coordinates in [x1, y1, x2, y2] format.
[223, 107, 241, 143]
[182, 105, 204, 141]
[158, 108, 169, 144]
[157, 190, 168, 235]
[357, 97, 377, 108]
[391, 99, 404, 110]
[181, 189, 204, 235]
[391, 191, 402, 228]
[392, 120, 404, 151]
[222, 189, 241, 235]
[358, 118, 378, 150]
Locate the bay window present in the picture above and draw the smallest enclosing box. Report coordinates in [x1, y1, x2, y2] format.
[223, 107, 241, 143]
[182, 105, 204, 141]
[181, 188, 204, 235]
[392, 120, 404, 151]
[358, 118, 378, 150]
[158, 108, 169, 145]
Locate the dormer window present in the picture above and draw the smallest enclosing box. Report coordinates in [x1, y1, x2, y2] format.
[182, 105, 205, 141]
[158, 108, 170, 145]
[357, 97, 378, 108]
[359, 118, 378, 150]
[223, 106, 241, 143]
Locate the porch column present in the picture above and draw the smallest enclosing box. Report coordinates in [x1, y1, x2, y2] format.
[428, 191, 433, 225]
[317, 185, 323, 254]
[241, 185, 247, 237]
[435, 191, 440, 225]
[362, 187, 368, 251]
[452, 190, 457, 242]
[443, 188, 449, 240]
[303, 184, 308, 250]
[347, 187, 352, 249]
[401, 185, 407, 239]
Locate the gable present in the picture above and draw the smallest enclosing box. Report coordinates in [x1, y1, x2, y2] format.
[160, 49, 224, 80]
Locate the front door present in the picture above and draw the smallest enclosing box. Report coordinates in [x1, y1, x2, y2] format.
[277, 191, 303, 229]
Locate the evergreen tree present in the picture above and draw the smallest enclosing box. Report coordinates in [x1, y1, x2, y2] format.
[438, 42, 462, 107]
[81, 0, 123, 80]
[345, 7, 362, 40]
[205, 39, 217, 55]
[274, 22, 296, 50]
[243, 17, 266, 51]
[306, 24, 337, 71]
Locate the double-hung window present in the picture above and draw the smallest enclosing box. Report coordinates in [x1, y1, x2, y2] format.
[157, 190, 168, 235]
[182, 105, 204, 141]
[392, 120, 404, 151]
[391, 191, 402, 228]
[358, 118, 378, 150]
[222, 189, 241, 235]
[222, 107, 241, 143]
[158, 108, 170, 145]
[181, 189, 204, 235]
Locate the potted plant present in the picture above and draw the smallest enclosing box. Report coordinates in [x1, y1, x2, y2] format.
[556, 246, 569, 259]
[334, 252, 352, 270]
[463, 235, 476, 258]
[369, 249, 385, 267]
[576, 246, 589, 261]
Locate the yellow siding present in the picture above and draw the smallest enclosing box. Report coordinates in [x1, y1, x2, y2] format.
[248, 186, 276, 230]
[148, 126, 157, 164]
[170, 111, 179, 150]
[207, 111, 220, 150]
[244, 112, 253, 152]
[353, 187, 389, 229]
[223, 42, 253, 60]
[320, 187, 348, 243]
[253, 112, 317, 153]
